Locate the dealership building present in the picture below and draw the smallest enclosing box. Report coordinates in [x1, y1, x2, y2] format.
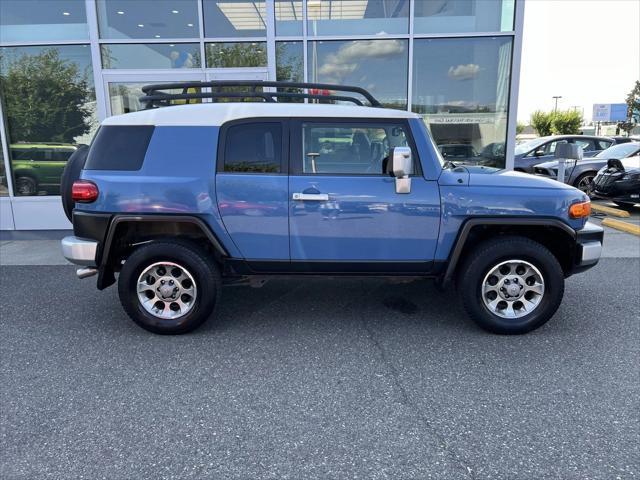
[0, 0, 523, 231]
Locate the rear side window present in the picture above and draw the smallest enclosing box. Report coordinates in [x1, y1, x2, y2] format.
[85, 125, 154, 171]
[222, 122, 282, 173]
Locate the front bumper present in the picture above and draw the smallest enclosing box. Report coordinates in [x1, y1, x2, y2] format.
[61, 236, 98, 266]
[573, 221, 604, 272]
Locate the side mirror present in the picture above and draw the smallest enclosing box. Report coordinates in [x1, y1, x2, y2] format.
[390, 147, 412, 194]
[534, 149, 545, 157]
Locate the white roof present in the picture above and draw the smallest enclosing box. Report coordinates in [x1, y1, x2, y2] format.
[102, 102, 419, 127]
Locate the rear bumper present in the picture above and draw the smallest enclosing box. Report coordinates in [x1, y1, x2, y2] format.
[61, 236, 98, 266]
[573, 221, 604, 273]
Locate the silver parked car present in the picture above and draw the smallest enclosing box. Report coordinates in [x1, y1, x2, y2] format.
[534, 141, 640, 193]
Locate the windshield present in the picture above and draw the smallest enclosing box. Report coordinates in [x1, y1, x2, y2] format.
[514, 138, 548, 155]
[595, 142, 640, 159]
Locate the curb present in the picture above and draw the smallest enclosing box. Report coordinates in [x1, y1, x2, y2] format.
[591, 204, 631, 218]
[602, 218, 640, 236]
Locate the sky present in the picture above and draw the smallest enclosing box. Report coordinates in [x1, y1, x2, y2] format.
[518, 0, 640, 123]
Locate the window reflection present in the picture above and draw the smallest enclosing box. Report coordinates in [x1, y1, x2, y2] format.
[414, 0, 514, 34]
[108, 83, 202, 116]
[101, 44, 201, 69]
[0, 0, 88, 42]
[276, 41, 304, 102]
[412, 37, 513, 168]
[0, 45, 97, 196]
[275, 0, 303, 36]
[97, 0, 199, 39]
[308, 40, 408, 109]
[203, 0, 267, 37]
[307, 0, 409, 35]
[206, 42, 267, 67]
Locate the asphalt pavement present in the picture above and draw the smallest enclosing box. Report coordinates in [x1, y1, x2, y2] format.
[1, 253, 639, 478]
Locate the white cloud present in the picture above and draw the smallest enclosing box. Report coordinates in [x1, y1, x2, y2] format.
[448, 63, 481, 81]
[317, 39, 406, 82]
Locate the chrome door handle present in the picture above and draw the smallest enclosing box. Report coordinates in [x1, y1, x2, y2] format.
[292, 192, 329, 201]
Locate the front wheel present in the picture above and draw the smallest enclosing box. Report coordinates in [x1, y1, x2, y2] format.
[573, 172, 595, 195]
[458, 236, 565, 334]
[118, 240, 221, 334]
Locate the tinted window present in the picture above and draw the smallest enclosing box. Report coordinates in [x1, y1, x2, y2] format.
[85, 126, 154, 171]
[597, 140, 614, 150]
[223, 123, 282, 173]
[301, 123, 411, 175]
[574, 139, 595, 152]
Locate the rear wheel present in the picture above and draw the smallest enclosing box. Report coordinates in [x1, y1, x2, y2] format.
[118, 240, 221, 334]
[573, 172, 595, 195]
[458, 236, 564, 334]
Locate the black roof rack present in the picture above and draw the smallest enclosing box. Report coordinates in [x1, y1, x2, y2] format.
[139, 81, 382, 109]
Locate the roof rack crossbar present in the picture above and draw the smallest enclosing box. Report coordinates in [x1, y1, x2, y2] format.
[139, 80, 381, 108]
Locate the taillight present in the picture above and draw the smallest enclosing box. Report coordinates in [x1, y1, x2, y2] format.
[72, 180, 99, 203]
[569, 200, 591, 219]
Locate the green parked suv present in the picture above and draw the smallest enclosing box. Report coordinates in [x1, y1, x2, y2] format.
[10, 143, 77, 196]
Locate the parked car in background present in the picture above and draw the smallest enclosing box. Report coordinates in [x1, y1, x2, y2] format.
[513, 135, 615, 173]
[608, 136, 640, 144]
[592, 155, 640, 208]
[10, 143, 77, 195]
[534, 142, 640, 193]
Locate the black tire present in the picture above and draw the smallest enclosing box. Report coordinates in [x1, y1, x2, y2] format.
[457, 236, 565, 334]
[573, 172, 595, 194]
[15, 176, 37, 196]
[60, 145, 90, 221]
[118, 240, 221, 334]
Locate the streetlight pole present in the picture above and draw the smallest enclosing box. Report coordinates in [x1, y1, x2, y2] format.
[552, 96, 562, 111]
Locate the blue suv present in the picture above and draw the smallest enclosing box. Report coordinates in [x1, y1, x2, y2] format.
[60, 82, 603, 335]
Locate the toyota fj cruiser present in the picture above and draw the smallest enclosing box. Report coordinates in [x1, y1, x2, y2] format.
[61, 81, 603, 335]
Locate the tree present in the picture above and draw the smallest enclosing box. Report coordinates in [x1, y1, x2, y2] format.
[625, 80, 640, 121]
[0, 48, 92, 143]
[618, 80, 640, 134]
[516, 121, 525, 135]
[551, 109, 583, 134]
[530, 110, 553, 136]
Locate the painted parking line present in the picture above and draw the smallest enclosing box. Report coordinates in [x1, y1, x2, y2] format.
[602, 218, 640, 236]
[591, 204, 631, 218]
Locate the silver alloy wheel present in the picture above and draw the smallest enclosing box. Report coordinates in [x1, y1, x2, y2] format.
[136, 261, 197, 320]
[576, 174, 594, 193]
[482, 259, 545, 319]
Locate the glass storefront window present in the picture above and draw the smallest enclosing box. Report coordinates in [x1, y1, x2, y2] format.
[307, 0, 409, 35]
[412, 37, 513, 168]
[97, 0, 199, 39]
[108, 83, 202, 115]
[0, 45, 97, 196]
[414, 0, 515, 34]
[276, 41, 304, 102]
[101, 44, 201, 69]
[203, 0, 267, 38]
[0, 0, 88, 42]
[308, 39, 408, 109]
[276, 42, 303, 82]
[275, 0, 303, 36]
[206, 42, 267, 67]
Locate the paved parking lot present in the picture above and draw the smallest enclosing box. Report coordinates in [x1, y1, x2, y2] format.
[1, 242, 639, 479]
